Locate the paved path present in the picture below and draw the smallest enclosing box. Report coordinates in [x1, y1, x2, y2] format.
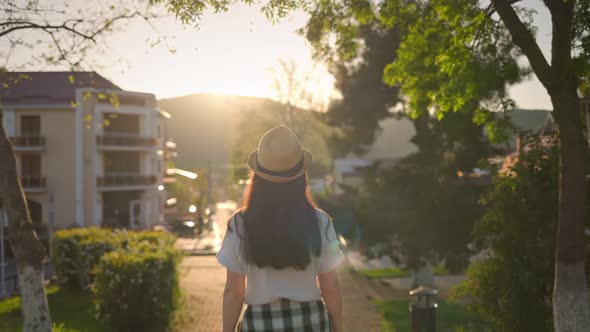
[175, 255, 226, 332]
[175, 255, 383, 332]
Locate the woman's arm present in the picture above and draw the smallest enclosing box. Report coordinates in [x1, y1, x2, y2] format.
[319, 270, 343, 332]
[222, 269, 245, 332]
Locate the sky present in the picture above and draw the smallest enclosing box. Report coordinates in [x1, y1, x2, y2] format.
[7, 0, 554, 110]
[105, 3, 334, 101]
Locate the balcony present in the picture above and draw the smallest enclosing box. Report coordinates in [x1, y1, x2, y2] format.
[10, 136, 46, 151]
[97, 133, 158, 151]
[20, 176, 47, 192]
[97, 173, 158, 191]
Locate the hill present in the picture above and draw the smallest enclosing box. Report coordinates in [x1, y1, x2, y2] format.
[158, 93, 417, 169]
[158, 94, 284, 168]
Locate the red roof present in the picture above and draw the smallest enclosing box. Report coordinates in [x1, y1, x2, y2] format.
[0, 71, 121, 105]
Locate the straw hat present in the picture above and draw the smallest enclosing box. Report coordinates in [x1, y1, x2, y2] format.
[247, 125, 312, 183]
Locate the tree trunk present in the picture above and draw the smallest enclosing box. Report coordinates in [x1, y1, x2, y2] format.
[551, 85, 590, 332]
[0, 110, 52, 332]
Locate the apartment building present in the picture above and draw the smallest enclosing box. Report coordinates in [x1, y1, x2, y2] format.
[0, 72, 169, 230]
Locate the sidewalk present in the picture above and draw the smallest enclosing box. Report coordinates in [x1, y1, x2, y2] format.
[175, 255, 384, 332]
[338, 263, 384, 331]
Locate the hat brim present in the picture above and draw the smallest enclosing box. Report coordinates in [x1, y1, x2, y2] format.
[247, 149, 312, 183]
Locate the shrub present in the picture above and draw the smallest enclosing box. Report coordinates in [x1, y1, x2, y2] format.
[117, 230, 176, 248]
[453, 137, 559, 331]
[51, 228, 176, 290]
[51, 228, 117, 289]
[92, 241, 180, 332]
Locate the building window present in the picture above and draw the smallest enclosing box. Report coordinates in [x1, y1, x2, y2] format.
[21, 115, 41, 136]
[103, 151, 140, 174]
[103, 113, 140, 135]
[21, 154, 41, 177]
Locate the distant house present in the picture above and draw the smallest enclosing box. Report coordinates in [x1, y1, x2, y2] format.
[0, 71, 172, 230]
[482, 109, 553, 171]
[494, 101, 590, 175]
[492, 109, 554, 153]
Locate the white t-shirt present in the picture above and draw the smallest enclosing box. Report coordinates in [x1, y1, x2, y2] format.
[216, 209, 345, 305]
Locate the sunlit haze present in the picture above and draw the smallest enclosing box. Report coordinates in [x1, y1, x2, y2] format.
[7, 0, 553, 110]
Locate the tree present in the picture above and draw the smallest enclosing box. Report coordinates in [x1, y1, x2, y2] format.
[456, 135, 560, 331]
[377, 1, 590, 330]
[356, 110, 490, 272]
[82, 0, 590, 328]
[264, 0, 589, 329]
[323, 25, 402, 156]
[1, 2, 161, 330]
[301, 1, 508, 272]
[0, 110, 51, 331]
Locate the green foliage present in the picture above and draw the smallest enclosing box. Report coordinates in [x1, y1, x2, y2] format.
[51, 228, 118, 289]
[358, 264, 451, 279]
[381, 0, 526, 121]
[374, 299, 489, 332]
[355, 112, 489, 271]
[0, 286, 109, 332]
[358, 267, 410, 279]
[49, 229, 179, 331]
[51, 228, 176, 290]
[324, 24, 403, 155]
[454, 136, 559, 331]
[92, 241, 180, 332]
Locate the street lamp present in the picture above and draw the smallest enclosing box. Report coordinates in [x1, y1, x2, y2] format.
[188, 204, 197, 214]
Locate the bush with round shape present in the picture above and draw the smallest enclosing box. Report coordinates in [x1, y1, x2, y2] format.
[92, 241, 180, 332]
[51, 228, 117, 289]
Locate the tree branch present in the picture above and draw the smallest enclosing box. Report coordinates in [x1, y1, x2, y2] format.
[0, 12, 145, 41]
[490, 0, 553, 87]
[485, 0, 523, 17]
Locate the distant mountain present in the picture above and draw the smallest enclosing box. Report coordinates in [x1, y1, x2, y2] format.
[158, 93, 417, 169]
[158, 94, 284, 169]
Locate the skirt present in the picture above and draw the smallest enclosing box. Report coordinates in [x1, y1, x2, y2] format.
[238, 298, 331, 332]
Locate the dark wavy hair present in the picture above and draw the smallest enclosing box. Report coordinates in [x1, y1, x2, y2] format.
[230, 172, 322, 270]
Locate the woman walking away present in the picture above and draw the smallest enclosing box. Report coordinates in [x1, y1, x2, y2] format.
[217, 125, 345, 332]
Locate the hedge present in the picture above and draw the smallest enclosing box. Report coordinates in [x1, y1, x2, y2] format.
[51, 228, 118, 289]
[51, 228, 176, 290]
[92, 241, 180, 332]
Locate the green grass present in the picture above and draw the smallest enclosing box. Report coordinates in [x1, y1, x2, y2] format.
[359, 267, 412, 279]
[358, 264, 453, 279]
[374, 299, 490, 332]
[432, 264, 450, 276]
[0, 286, 110, 332]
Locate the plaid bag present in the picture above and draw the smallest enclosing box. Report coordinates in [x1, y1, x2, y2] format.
[238, 298, 331, 332]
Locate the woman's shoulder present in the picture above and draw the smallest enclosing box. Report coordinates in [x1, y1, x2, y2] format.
[314, 208, 332, 225]
[226, 209, 246, 234]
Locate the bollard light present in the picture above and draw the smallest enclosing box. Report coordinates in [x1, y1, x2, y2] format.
[409, 286, 438, 332]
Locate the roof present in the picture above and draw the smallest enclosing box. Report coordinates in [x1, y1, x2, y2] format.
[0, 71, 121, 106]
[500, 109, 553, 133]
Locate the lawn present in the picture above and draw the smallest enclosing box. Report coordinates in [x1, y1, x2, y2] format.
[0, 286, 110, 332]
[359, 267, 412, 279]
[374, 299, 491, 332]
[358, 264, 451, 279]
